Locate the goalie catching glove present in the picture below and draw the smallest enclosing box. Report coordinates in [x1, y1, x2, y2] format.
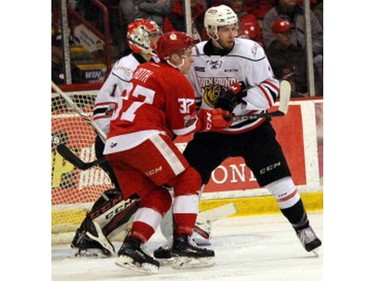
[196, 108, 233, 132]
[214, 82, 247, 112]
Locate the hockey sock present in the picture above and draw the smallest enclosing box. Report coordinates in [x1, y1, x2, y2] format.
[265, 177, 309, 231]
[280, 199, 309, 231]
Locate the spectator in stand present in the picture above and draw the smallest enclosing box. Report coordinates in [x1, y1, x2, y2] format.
[74, 0, 121, 30]
[266, 18, 322, 97]
[120, 0, 171, 30]
[296, 0, 322, 28]
[266, 19, 304, 97]
[262, 0, 323, 96]
[312, 0, 323, 29]
[163, 0, 208, 43]
[208, 0, 231, 7]
[230, 0, 263, 46]
[262, 0, 323, 58]
[242, 0, 276, 28]
[119, 0, 170, 54]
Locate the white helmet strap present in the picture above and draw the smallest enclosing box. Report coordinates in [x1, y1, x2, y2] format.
[166, 55, 186, 71]
[211, 38, 224, 49]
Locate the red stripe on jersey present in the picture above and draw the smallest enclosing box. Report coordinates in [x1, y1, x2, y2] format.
[258, 85, 273, 107]
[262, 80, 279, 93]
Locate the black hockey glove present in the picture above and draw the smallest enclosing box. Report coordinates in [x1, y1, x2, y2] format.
[214, 82, 247, 112]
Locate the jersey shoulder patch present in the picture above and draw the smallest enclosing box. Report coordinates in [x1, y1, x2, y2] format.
[112, 55, 139, 81]
[234, 38, 265, 60]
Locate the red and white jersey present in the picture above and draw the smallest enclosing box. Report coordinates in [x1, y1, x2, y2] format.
[93, 53, 156, 134]
[186, 38, 279, 134]
[104, 62, 198, 155]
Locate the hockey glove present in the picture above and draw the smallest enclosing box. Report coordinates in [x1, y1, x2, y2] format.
[214, 82, 247, 112]
[197, 108, 233, 132]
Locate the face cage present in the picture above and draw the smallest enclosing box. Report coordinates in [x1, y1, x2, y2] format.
[129, 30, 160, 55]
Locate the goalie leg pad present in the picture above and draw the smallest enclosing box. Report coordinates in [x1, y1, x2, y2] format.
[70, 216, 115, 258]
[71, 189, 141, 257]
[84, 188, 141, 239]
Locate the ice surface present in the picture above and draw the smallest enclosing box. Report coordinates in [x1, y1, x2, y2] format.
[52, 212, 323, 281]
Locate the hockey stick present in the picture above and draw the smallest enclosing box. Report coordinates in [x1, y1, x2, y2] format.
[51, 81, 107, 141]
[194, 202, 238, 240]
[56, 143, 107, 170]
[225, 80, 291, 121]
[196, 202, 237, 223]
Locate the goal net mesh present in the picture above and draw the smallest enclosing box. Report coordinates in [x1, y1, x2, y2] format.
[51, 90, 113, 245]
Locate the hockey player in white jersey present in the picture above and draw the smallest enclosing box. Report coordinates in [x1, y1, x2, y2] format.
[154, 5, 321, 260]
[70, 18, 162, 257]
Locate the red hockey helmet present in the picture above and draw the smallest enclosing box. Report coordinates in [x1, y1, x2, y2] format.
[127, 18, 162, 55]
[156, 32, 193, 61]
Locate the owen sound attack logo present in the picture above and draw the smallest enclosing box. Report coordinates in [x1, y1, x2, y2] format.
[202, 84, 225, 107]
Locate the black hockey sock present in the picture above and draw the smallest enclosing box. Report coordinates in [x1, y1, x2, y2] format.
[280, 199, 309, 231]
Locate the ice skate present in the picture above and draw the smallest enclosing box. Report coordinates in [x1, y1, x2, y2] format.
[296, 225, 322, 256]
[153, 237, 174, 264]
[153, 223, 212, 264]
[70, 216, 114, 258]
[170, 233, 215, 269]
[115, 236, 160, 274]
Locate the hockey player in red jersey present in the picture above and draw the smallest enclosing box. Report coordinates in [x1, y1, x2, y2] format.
[103, 31, 232, 273]
[155, 4, 321, 260]
[70, 18, 162, 258]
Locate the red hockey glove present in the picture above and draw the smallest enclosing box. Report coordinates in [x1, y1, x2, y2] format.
[197, 108, 233, 132]
[214, 82, 247, 112]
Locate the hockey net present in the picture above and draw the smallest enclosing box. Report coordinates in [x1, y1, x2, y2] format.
[51, 88, 113, 245]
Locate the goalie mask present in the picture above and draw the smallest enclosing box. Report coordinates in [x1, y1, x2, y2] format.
[204, 5, 238, 41]
[127, 19, 162, 56]
[156, 31, 193, 62]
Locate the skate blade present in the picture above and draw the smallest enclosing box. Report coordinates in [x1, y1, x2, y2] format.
[115, 255, 159, 274]
[156, 257, 175, 266]
[171, 256, 215, 270]
[312, 248, 320, 257]
[69, 248, 112, 258]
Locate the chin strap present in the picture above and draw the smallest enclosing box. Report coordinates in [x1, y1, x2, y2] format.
[212, 39, 224, 50]
[166, 56, 186, 70]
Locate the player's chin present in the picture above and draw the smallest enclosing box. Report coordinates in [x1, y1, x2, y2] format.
[224, 42, 235, 50]
[181, 66, 191, 74]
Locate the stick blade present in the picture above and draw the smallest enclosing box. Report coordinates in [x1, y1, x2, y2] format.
[278, 80, 291, 115]
[196, 203, 237, 223]
[56, 144, 85, 170]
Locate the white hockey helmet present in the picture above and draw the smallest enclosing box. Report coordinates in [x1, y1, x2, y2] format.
[204, 5, 238, 40]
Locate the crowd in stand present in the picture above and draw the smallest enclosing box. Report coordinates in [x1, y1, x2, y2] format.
[52, 0, 323, 97]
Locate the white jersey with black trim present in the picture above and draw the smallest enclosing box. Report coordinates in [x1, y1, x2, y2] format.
[186, 38, 280, 134]
[93, 53, 154, 134]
